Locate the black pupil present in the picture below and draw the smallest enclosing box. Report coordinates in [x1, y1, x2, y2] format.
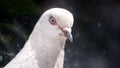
[51, 19, 54, 22]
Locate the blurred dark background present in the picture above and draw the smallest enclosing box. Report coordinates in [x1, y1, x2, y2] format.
[0, 0, 120, 68]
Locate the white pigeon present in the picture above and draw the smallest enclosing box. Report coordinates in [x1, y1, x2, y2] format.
[4, 8, 74, 68]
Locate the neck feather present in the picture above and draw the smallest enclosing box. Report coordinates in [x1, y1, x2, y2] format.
[26, 29, 66, 68]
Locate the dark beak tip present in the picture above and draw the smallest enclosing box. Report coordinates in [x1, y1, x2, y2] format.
[66, 33, 73, 42]
[70, 39, 73, 42]
[68, 37, 73, 42]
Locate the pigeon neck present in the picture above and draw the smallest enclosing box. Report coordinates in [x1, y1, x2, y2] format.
[26, 29, 66, 68]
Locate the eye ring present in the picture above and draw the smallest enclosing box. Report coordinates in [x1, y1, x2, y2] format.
[49, 16, 57, 25]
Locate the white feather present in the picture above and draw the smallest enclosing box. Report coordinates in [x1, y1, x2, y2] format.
[4, 8, 74, 68]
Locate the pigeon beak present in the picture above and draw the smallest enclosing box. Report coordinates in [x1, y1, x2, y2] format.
[61, 27, 73, 42]
[66, 31, 73, 42]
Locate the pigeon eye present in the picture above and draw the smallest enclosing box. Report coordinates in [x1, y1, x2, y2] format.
[49, 16, 57, 25]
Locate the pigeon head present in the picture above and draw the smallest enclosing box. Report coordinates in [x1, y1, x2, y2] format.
[34, 8, 74, 42]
